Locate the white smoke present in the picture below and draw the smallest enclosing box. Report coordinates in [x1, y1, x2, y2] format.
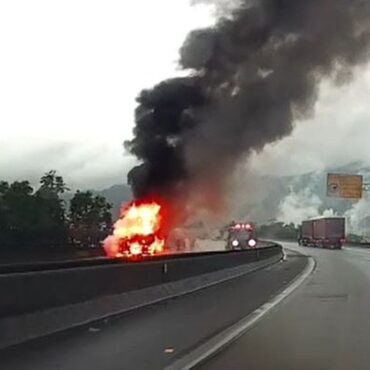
[277, 187, 336, 226]
[344, 197, 370, 236]
[278, 185, 370, 237]
[277, 187, 321, 225]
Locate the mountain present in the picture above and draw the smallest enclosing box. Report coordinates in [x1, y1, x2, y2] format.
[63, 184, 132, 218]
[63, 162, 370, 229]
[96, 184, 132, 217]
[245, 161, 370, 230]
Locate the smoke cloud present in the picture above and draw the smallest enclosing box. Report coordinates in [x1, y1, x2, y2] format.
[126, 0, 370, 223]
[278, 186, 370, 236]
[345, 197, 370, 236]
[277, 187, 337, 226]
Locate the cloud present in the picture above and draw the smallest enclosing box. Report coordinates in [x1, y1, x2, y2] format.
[191, 0, 242, 17]
[0, 137, 136, 190]
[0, 1, 215, 189]
[250, 63, 370, 176]
[3, 0, 370, 193]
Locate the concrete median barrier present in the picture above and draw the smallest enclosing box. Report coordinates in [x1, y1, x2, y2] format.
[0, 244, 282, 349]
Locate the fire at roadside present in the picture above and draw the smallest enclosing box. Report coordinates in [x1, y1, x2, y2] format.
[102, 199, 220, 259]
[103, 200, 166, 259]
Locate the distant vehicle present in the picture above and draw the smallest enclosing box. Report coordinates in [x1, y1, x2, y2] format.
[298, 217, 345, 249]
[226, 222, 257, 250]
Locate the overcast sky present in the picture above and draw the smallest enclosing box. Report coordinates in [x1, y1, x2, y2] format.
[1, 1, 370, 191]
[0, 0, 214, 190]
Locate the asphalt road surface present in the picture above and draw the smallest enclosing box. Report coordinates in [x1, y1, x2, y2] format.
[0, 249, 305, 370]
[200, 242, 370, 370]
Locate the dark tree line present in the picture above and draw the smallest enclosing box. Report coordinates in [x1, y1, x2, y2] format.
[257, 222, 299, 241]
[0, 171, 112, 249]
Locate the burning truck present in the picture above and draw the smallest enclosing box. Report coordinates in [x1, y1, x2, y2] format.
[103, 200, 166, 258]
[103, 199, 206, 258]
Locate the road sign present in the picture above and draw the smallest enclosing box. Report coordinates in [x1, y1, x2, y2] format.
[327, 174, 363, 199]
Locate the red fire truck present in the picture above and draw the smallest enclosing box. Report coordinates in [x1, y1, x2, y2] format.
[226, 222, 257, 250]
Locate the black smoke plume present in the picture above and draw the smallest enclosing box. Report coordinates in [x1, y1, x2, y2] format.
[126, 0, 370, 219]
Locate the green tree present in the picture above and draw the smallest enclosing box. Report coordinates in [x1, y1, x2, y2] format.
[0, 181, 9, 194]
[34, 171, 69, 246]
[0, 181, 35, 245]
[0, 181, 9, 236]
[37, 170, 69, 199]
[69, 191, 112, 247]
[258, 222, 299, 241]
[0, 173, 70, 248]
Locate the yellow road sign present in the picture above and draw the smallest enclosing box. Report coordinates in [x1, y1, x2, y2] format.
[327, 174, 363, 199]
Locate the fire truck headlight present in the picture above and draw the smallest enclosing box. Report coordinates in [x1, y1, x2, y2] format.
[248, 239, 257, 247]
[232, 239, 239, 247]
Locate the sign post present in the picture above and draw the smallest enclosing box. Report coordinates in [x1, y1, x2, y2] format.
[327, 174, 363, 199]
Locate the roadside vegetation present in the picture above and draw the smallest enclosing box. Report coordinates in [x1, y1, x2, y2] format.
[257, 222, 299, 241]
[0, 171, 112, 250]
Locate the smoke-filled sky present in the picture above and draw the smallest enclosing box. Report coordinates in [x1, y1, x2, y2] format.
[251, 64, 370, 176]
[1, 0, 370, 190]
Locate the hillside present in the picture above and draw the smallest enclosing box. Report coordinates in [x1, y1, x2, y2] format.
[246, 162, 370, 234]
[97, 184, 132, 217]
[64, 162, 370, 234]
[63, 184, 132, 218]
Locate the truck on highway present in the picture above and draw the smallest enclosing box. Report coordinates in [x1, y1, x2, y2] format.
[226, 222, 257, 250]
[298, 217, 345, 249]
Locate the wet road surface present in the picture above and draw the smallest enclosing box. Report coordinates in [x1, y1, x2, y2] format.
[200, 242, 370, 370]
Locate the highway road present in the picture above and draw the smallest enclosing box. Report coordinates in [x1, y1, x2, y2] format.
[0, 248, 304, 370]
[200, 242, 370, 370]
[2, 242, 369, 370]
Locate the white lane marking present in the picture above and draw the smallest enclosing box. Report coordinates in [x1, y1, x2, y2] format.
[165, 256, 316, 370]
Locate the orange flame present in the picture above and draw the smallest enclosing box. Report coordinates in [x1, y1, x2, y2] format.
[103, 201, 165, 258]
